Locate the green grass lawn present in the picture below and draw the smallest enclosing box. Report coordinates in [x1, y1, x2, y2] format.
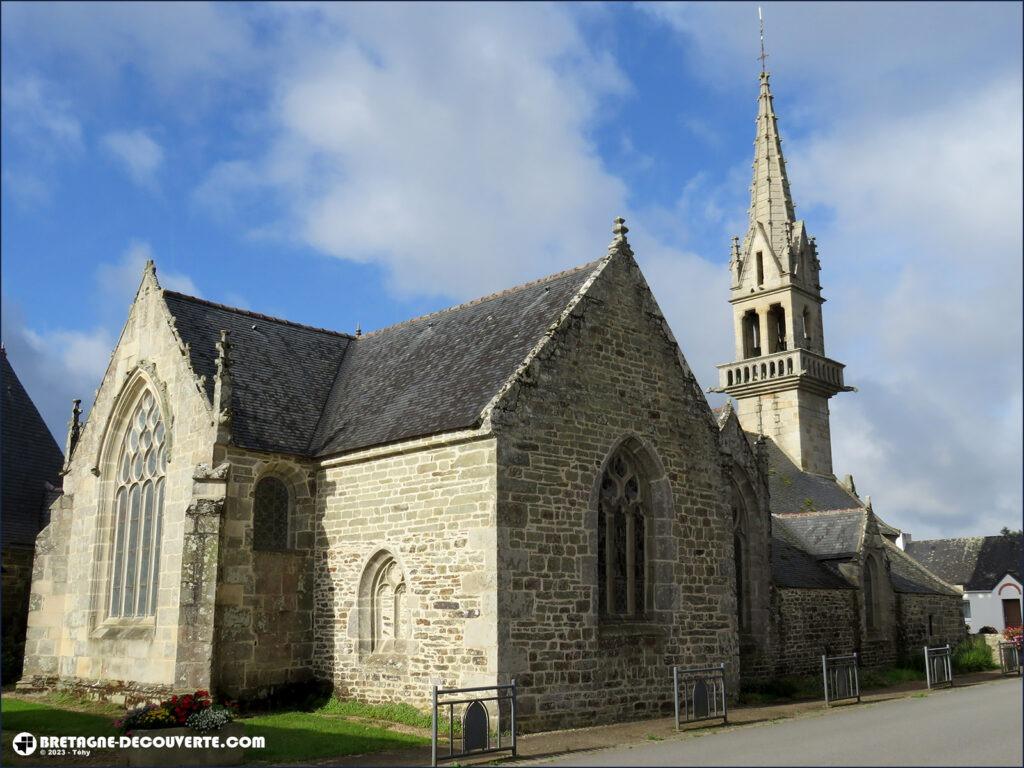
[242, 710, 428, 763]
[1, 696, 120, 737]
[0, 695, 430, 765]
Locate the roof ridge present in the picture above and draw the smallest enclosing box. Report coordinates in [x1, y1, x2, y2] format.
[162, 290, 355, 339]
[774, 507, 863, 517]
[360, 259, 602, 339]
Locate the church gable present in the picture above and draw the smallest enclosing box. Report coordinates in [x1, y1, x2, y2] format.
[312, 260, 600, 457]
[160, 260, 600, 459]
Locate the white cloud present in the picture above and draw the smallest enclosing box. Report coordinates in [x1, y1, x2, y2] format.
[2, 241, 202, 439]
[96, 241, 200, 310]
[1, 75, 82, 152]
[1, 2, 261, 105]
[102, 130, 165, 188]
[197, 3, 630, 299]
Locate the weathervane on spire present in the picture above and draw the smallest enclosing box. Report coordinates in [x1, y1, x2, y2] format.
[758, 6, 768, 73]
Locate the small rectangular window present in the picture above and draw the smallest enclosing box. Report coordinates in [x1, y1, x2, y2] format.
[756, 252, 764, 286]
[962, 601, 972, 619]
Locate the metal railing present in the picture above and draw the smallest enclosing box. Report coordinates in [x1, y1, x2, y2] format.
[430, 680, 517, 767]
[673, 663, 727, 729]
[822, 653, 861, 706]
[998, 641, 1021, 676]
[924, 645, 953, 689]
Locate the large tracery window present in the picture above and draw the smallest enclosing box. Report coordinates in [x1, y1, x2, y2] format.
[253, 476, 290, 551]
[110, 391, 166, 618]
[598, 449, 646, 618]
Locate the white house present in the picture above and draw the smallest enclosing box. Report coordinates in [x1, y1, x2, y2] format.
[902, 534, 1023, 633]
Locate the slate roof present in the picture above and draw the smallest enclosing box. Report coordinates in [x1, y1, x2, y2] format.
[163, 292, 352, 456]
[887, 541, 960, 596]
[773, 509, 865, 559]
[771, 530, 854, 589]
[905, 535, 1023, 591]
[763, 439, 863, 514]
[310, 262, 599, 456]
[163, 260, 600, 458]
[1, 350, 64, 548]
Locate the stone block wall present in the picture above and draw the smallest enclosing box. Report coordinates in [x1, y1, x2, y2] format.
[19, 271, 219, 701]
[213, 449, 317, 698]
[775, 587, 858, 675]
[895, 593, 967, 662]
[2, 545, 35, 679]
[313, 433, 498, 707]
[491, 253, 739, 731]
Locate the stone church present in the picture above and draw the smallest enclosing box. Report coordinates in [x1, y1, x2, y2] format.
[19, 67, 964, 730]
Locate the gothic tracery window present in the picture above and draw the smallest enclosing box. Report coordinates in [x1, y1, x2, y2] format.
[253, 476, 290, 551]
[372, 559, 407, 651]
[359, 551, 409, 655]
[598, 449, 646, 618]
[110, 391, 166, 618]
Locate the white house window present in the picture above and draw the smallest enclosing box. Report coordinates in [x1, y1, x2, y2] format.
[110, 391, 166, 618]
[253, 476, 290, 551]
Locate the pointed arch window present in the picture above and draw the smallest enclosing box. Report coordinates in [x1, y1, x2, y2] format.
[110, 391, 166, 618]
[863, 557, 880, 632]
[253, 476, 291, 551]
[358, 550, 410, 656]
[733, 491, 751, 631]
[598, 449, 646, 618]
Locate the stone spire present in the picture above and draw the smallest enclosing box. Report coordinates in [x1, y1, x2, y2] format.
[745, 70, 797, 259]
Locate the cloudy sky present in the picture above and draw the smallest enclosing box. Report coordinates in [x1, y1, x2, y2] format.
[2, 2, 1020, 538]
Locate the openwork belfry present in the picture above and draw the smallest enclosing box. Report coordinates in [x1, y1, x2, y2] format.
[110, 391, 166, 618]
[598, 447, 646, 617]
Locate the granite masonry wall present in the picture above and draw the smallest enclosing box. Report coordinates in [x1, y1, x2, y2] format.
[212, 449, 317, 698]
[2, 545, 35, 679]
[490, 252, 739, 731]
[895, 593, 967, 662]
[19, 269, 221, 703]
[313, 432, 499, 707]
[775, 587, 859, 675]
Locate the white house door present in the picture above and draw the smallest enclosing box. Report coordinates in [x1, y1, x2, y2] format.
[1002, 598, 1022, 628]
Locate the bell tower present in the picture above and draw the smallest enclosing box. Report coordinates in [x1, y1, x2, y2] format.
[714, 67, 852, 478]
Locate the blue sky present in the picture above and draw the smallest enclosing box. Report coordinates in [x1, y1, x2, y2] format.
[3, 2, 1021, 538]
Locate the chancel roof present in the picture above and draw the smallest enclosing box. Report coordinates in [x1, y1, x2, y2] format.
[906, 535, 1022, 592]
[771, 531, 854, 589]
[763, 439, 863, 514]
[163, 260, 600, 458]
[1, 350, 64, 547]
[773, 509, 865, 559]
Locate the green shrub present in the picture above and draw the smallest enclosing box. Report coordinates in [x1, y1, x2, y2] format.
[952, 635, 997, 673]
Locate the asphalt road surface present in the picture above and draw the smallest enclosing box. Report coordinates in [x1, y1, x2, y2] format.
[542, 677, 1023, 766]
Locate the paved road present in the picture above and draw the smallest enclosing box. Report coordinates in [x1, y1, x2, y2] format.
[541, 677, 1023, 766]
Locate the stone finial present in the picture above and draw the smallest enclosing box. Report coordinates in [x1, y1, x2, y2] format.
[355, 323, 362, 338]
[63, 399, 82, 470]
[864, 495, 873, 514]
[608, 217, 633, 257]
[841, 473, 858, 498]
[213, 330, 233, 442]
